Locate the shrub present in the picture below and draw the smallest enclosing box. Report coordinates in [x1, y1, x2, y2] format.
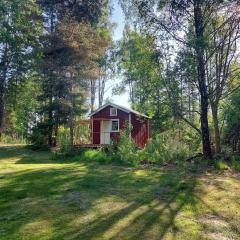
[0, 134, 27, 144]
[138, 132, 190, 165]
[231, 155, 240, 171]
[53, 147, 112, 164]
[108, 130, 138, 165]
[57, 126, 70, 147]
[231, 155, 240, 162]
[83, 149, 112, 163]
[28, 123, 49, 150]
[214, 160, 229, 170]
[232, 160, 240, 172]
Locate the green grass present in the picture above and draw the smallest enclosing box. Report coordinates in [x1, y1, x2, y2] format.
[0, 144, 240, 240]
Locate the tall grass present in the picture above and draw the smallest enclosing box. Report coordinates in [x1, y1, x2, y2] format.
[0, 134, 27, 144]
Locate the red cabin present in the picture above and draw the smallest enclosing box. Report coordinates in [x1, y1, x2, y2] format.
[90, 102, 151, 148]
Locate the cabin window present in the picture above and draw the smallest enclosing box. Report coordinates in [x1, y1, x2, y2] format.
[110, 107, 117, 116]
[111, 120, 119, 132]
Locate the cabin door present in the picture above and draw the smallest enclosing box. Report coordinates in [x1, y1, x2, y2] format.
[100, 120, 111, 144]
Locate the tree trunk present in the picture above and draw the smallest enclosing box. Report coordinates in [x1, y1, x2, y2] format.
[48, 95, 53, 147]
[90, 80, 96, 113]
[69, 76, 75, 148]
[212, 104, 221, 154]
[98, 77, 105, 108]
[0, 79, 5, 139]
[193, 0, 212, 159]
[70, 119, 74, 148]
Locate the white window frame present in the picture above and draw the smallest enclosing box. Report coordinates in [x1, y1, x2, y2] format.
[110, 107, 117, 116]
[111, 119, 119, 132]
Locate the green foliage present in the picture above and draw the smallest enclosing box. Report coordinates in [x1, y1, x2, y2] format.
[138, 133, 190, 164]
[81, 149, 111, 164]
[118, 31, 172, 133]
[223, 89, 240, 151]
[36, 1, 111, 147]
[231, 155, 240, 172]
[28, 123, 49, 150]
[214, 160, 229, 170]
[4, 77, 41, 140]
[108, 129, 138, 165]
[0, 0, 43, 133]
[0, 134, 27, 144]
[232, 160, 240, 172]
[231, 155, 240, 162]
[54, 147, 113, 164]
[57, 126, 71, 147]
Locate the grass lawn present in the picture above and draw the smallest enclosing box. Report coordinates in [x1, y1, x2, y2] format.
[0, 145, 240, 240]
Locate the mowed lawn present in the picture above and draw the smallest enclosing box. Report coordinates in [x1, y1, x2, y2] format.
[0, 145, 240, 240]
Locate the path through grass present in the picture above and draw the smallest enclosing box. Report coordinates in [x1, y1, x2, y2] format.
[0, 145, 240, 240]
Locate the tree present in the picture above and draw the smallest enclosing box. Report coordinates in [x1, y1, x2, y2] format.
[223, 87, 240, 152]
[4, 75, 41, 140]
[0, 0, 42, 137]
[37, 0, 111, 146]
[174, 15, 240, 154]
[53, 19, 109, 147]
[205, 16, 240, 153]
[118, 30, 173, 132]
[120, 0, 240, 159]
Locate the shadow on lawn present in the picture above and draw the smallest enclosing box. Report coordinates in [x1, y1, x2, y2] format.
[3, 145, 239, 239]
[0, 145, 27, 159]
[0, 148, 200, 240]
[0, 145, 71, 164]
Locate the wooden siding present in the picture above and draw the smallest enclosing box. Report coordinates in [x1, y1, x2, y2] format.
[131, 113, 149, 148]
[91, 105, 150, 148]
[92, 119, 101, 144]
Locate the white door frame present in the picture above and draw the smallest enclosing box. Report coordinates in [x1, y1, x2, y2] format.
[100, 120, 111, 144]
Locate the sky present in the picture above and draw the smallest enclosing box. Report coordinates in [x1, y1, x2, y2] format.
[102, 0, 131, 108]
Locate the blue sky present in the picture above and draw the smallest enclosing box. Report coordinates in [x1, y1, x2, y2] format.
[103, 0, 130, 107]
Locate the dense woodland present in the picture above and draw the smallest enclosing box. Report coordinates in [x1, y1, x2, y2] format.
[0, 0, 240, 162]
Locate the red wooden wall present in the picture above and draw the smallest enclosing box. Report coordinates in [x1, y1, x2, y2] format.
[131, 113, 149, 148]
[91, 105, 150, 148]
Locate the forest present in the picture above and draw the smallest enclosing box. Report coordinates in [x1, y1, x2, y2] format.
[0, 0, 240, 161]
[1, 1, 240, 240]
[0, 0, 240, 167]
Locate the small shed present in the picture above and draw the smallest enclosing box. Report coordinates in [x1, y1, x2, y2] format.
[90, 102, 151, 148]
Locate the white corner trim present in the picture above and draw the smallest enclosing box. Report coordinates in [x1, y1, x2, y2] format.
[128, 113, 131, 138]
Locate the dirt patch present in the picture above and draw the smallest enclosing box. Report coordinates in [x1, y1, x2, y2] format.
[206, 232, 235, 240]
[198, 214, 229, 228]
[62, 191, 88, 209]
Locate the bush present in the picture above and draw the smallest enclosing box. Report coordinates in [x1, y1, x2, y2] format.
[214, 160, 229, 170]
[231, 155, 240, 171]
[54, 126, 200, 166]
[57, 126, 70, 147]
[0, 134, 27, 144]
[81, 149, 112, 163]
[28, 123, 49, 150]
[137, 132, 190, 165]
[108, 130, 138, 165]
[53, 147, 113, 164]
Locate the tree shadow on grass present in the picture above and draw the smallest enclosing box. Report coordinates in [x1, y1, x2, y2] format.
[70, 177, 198, 240]
[0, 145, 213, 239]
[0, 160, 202, 240]
[0, 145, 27, 159]
[0, 145, 81, 164]
[195, 190, 240, 238]
[0, 145, 54, 164]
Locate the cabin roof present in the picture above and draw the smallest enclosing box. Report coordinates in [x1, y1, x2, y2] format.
[89, 102, 150, 118]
